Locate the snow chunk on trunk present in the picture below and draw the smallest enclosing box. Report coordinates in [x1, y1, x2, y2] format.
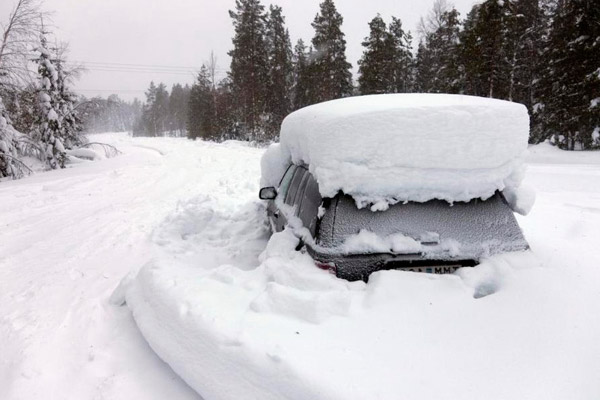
[278, 94, 530, 206]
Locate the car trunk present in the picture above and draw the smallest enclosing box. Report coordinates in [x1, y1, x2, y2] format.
[311, 192, 528, 280]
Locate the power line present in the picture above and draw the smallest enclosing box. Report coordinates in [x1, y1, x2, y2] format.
[70, 60, 228, 71]
[65, 63, 229, 77]
[77, 67, 197, 76]
[76, 89, 146, 92]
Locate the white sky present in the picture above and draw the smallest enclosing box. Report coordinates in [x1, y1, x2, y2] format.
[1, 0, 479, 101]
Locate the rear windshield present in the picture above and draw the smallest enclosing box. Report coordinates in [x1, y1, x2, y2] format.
[318, 193, 527, 257]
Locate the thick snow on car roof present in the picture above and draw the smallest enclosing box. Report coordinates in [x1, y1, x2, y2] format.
[273, 93, 529, 208]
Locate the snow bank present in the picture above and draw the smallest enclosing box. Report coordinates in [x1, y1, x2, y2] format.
[276, 94, 530, 206]
[122, 209, 600, 400]
[67, 147, 105, 161]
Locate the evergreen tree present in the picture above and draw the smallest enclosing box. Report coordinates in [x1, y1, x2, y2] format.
[34, 33, 65, 169]
[460, 0, 510, 98]
[310, 0, 353, 102]
[153, 83, 169, 134]
[55, 59, 83, 148]
[358, 15, 390, 95]
[265, 5, 293, 139]
[292, 39, 313, 110]
[0, 97, 20, 178]
[188, 66, 217, 140]
[169, 83, 190, 136]
[433, 9, 461, 93]
[214, 77, 239, 140]
[415, 41, 435, 92]
[228, 0, 269, 140]
[538, 0, 600, 149]
[136, 81, 156, 136]
[503, 0, 546, 107]
[386, 17, 414, 93]
[136, 82, 170, 136]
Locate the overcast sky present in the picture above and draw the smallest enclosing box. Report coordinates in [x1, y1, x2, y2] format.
[2, 0, 479, 101]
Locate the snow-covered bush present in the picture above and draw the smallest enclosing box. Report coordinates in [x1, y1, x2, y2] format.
[0, 97, 32, 179]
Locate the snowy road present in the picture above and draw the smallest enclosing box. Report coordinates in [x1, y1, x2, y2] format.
[1, 134, 600, 399]
[0, 133, 263, 400]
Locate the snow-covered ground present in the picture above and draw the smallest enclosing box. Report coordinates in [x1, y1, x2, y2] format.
[1, 133, 600, 399]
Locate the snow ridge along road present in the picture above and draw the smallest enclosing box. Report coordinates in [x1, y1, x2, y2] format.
[2, 134, 600, 400]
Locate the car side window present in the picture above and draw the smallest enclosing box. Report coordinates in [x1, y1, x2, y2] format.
[285, 167, 306, 206]
[292, 170, 310, 208]
[277, 165, 296, 201]
[298, 172, 322, 237]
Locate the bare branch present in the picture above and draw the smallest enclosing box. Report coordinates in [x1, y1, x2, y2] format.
[0, 0, 50, 88]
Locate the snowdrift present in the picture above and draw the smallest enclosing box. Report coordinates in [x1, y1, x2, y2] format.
[268, 94, 530, 208]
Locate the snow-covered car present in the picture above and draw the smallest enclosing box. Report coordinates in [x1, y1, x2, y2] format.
[259, 165, 528, 281]
[259, 94, 533, 281]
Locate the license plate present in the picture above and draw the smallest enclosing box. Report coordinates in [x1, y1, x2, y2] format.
[402, 265, 461, 274]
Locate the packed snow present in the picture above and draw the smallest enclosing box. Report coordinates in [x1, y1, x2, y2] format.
[272, 94, 530, 208]
[2, 133, 600, 400]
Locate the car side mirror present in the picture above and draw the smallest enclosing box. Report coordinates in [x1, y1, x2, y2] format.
[259, 187, 277, 200]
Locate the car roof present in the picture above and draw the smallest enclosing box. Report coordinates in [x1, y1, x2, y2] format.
[317, 192, 528, 260]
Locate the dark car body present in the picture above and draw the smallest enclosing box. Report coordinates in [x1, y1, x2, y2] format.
[260, 164, 529, 281]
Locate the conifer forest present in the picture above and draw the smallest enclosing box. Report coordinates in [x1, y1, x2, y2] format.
[1, 0, 599, 181]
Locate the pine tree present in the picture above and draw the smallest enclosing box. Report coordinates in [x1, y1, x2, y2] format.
[55, 59, 82, 148]
[503, 0, 546, 106]
[169, 83, 188, 136]
[310, 0, 353, 102]
[188, 66, 217, 140]
[34, 33, 65, 169]
[431, 9, 461, 93]
[292, 39, 313, 110]
[153, 83, 169, 135]
[136, 81, 157, 136]
[415, 41, 435, 92]
[358, 15, 390, 95]
[265, 5, 293, 139]
[460, 0, 510, 98]
[387, 17, 414, 93]
[228, 0, 269, 140]
[415, 0, 459, 93]
[214, 77, 238, 140]
[538, 0, 600, 149]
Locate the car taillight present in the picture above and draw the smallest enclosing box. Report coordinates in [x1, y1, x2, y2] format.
[315, 261, 336, 274]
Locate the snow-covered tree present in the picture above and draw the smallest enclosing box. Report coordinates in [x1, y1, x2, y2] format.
[0, 97, 20, 178]
[0, 0, 46, 87]
[54, 58, 83, 148]
[460, 0, 511, 98]
[34, 32, 65, 169]
[537, 0, 600, 149]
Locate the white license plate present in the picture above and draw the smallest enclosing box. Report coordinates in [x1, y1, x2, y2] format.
[402, 265, 461, 274]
